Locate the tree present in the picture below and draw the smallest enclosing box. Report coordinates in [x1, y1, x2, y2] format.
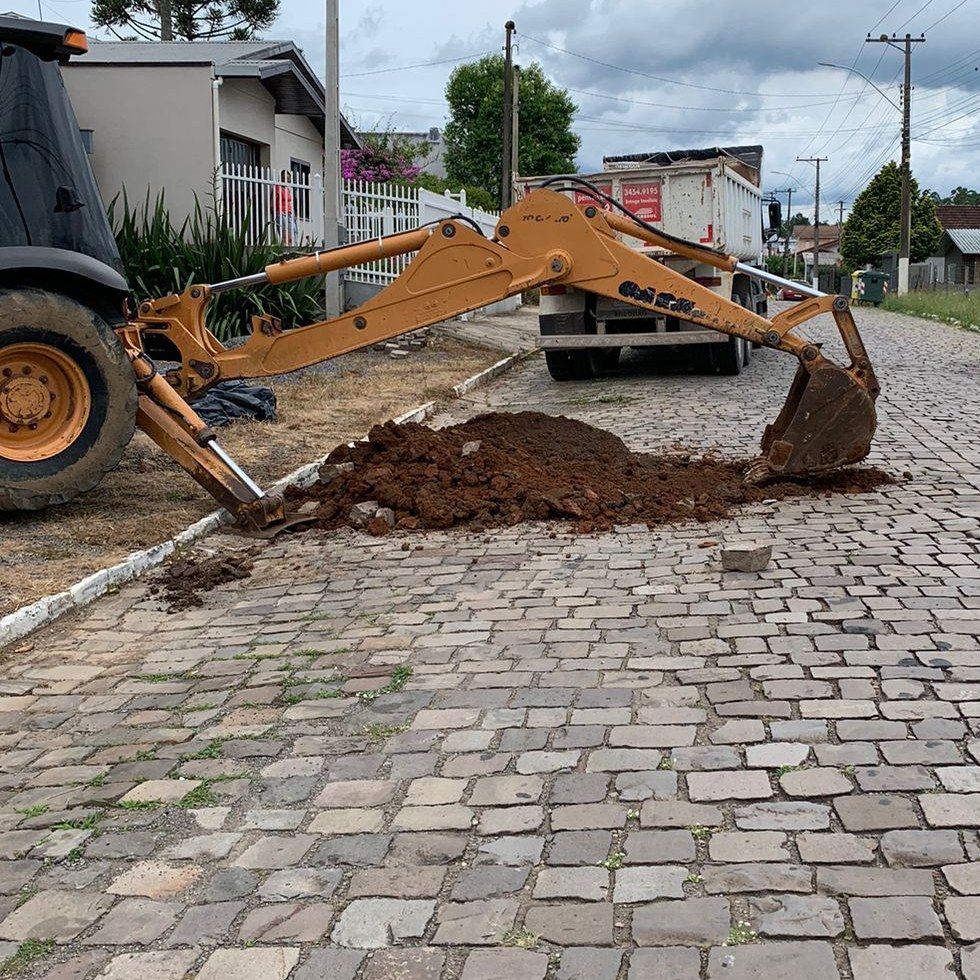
[925, 186, 980, 205]
[443, 55, 579, 202]
[840, 161, 942, 270]
[91, 0, 279, 41]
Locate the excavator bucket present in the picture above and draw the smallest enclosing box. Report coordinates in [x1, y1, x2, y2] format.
[749, 358, 878, 482]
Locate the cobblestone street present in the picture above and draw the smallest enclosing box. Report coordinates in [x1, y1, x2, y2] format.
[1, 306, 978, 979]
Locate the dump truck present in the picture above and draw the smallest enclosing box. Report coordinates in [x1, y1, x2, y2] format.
[0, 15, 879, 531]
[520, 147, 774, 380]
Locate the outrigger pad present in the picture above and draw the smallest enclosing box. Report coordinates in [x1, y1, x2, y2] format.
[752, 361, 877, 481]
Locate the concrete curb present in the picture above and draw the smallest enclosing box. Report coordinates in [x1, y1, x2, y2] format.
[0, 351, 528, 650]
[452, 348, 534, 398]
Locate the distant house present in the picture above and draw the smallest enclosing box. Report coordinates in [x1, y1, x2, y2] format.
[63, 39, 360, 233]
[933, 205, 980, 284]
[791, 224, 843, 275]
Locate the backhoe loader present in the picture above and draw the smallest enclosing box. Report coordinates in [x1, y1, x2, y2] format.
[0, 19, 879, 532]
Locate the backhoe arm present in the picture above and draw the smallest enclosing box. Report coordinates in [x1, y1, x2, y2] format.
[124, 188, 878, 529]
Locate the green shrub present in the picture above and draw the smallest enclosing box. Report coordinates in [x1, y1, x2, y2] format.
[109, 191, 326, 343]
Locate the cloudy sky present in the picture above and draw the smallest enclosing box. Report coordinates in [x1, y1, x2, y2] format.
[10, 0, 980, 217]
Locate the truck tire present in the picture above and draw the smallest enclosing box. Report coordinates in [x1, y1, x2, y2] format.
[545, 349, 598, 381]
[595, 347, 621, 372]
[712, 334, 744, 375]
[0, 289, 137, 511]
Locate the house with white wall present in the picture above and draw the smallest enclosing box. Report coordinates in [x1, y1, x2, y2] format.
[63, 39, 359, 233]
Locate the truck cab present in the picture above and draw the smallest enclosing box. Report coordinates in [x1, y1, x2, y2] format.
[522, 146, 770, 380]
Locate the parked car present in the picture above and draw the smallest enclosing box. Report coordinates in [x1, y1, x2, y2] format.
[779, 280, 810, 301]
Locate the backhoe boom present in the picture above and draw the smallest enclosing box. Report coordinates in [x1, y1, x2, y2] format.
[122, 188, 878, 530]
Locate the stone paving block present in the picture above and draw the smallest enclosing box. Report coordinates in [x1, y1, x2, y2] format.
[557, 947, 623, 980]
[945, 896, 980, 940]
[460, 948, 548, 980]
[308, 808, 384, 834]
[533, 867, 608, 901]
[797, 833, 876, 864]
[709, 832, 789, 863]
[477, 806, 544, 835]
[239, 902, 333, 943]
[943, 862, 980, 894]
[165, 901, 243, 946]
[734, 801, 830, 831]
[107, 861, 200, 899]
[291, 949, 364, 980]
[702, 863, 811, 894]
[779, 768, 852, 797]
[816, 866, 935, 897]
[523, 903, 613, 946]
[833, 795, 919, 831]
[469, 776, 542, 806]
[627, 947, 700, 979]
[748, 894, 844, 937]
[880, 829, 964, 867]
[314, 780, 396, 808]
[550, 773, 609, 804]
[612, 866, 686, 903]
[94, 950, 199, 980]
[547, 830, 612, 866]
[392, 805, 473, 831]
[706, 941, 840, 979]
[687, 771, 772, 801]
[551, 805, 625, 831]
[83, 898, 181, 945]
[632, 897, 729, 945]
[921, 793, 980, 827]
[234, 834, 316, 869]
[431, 900, 518, 946]
[848, 896, 943, 940]
[848, 944, 955, 980]
[118, 780, 200, 805]
[451, 867, 529, 901]
[349, 866, 445, 899]
[195, 947, 300, 980]
[623, 830, 695, 864]
[640, 801, 722, 828]
[359, 948, 444, 980]
[614, 771, 677, 801]
[0, 889, 112, 941]
[331, 898, 436, 948]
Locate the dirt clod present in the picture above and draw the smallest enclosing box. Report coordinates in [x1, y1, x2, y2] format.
[288, 411, 894, 536]
[154, 551, 255, 611]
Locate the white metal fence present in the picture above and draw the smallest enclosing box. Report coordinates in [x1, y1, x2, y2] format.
[220, 169, 520, 313]
[342, 180, 421, 284]
[221, 164, 324, 246]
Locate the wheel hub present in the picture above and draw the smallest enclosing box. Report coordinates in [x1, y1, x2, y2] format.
[0, 343, 91, 462]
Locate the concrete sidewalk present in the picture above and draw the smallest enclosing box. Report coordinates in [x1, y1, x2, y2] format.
[0, 306, 978, 980]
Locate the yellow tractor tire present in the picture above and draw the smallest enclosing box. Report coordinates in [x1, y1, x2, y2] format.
[0, 288, 137, 511]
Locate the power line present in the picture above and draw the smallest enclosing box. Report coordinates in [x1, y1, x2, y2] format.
[922, 0, 972, 32]
[896, 0, 937, 31]
[517, 31, 852, 99]
[341, 51, 494, 78]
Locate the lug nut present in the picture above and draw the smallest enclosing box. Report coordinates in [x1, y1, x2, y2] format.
[39, 375, 48, 384]
[22, 366, 31, 375]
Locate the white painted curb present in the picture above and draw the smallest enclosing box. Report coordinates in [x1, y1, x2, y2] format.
[0, 352, 530, 650]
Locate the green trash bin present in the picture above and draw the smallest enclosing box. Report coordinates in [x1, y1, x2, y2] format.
[856, 270, 889, 306]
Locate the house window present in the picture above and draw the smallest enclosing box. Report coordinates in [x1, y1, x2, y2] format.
[220, 132, 261, 169]
[290, 159, 311, 220]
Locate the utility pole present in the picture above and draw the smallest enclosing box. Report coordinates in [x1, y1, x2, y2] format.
[511, 65, 521, 190]
[798, 156, 827, 290]
[323, 0, 342, 316]
[159, 0, 173, 40]
[866, 32, 924, 295]
[501, 20, 516, 210]
[838, 200, 845, 227]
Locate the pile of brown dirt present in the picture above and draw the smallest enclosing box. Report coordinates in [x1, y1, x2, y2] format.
[288, 411, 894, 535]
[153, 551, 255, 611]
